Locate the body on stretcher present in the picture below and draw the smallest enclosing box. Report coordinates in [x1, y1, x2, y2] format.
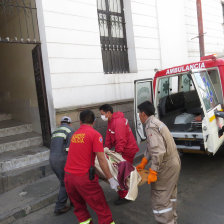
[95, 148, 142, 201]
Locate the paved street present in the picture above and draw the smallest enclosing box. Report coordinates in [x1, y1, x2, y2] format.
[14, 148, 224, 224]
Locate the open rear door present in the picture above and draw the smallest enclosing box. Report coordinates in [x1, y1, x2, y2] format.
[134, 79, 154, 143]
[190, 69, 224, 154]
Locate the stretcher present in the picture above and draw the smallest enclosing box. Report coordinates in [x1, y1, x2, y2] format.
[95, 147, 142, 201]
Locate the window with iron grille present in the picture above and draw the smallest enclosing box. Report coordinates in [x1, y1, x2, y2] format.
[97, 0, 129, 74]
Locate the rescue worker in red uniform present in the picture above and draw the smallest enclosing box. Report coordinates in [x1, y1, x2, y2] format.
[99, 104, 139, 164]
[64, 110, 118, 224]
[136, 101, 181, 224]
[99, 104, 139, 205]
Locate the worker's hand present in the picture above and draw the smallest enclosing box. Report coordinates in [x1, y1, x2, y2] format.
[148, 168, 157, 184]
[108, 177, 119, 192]
[136, 157, 148, 171]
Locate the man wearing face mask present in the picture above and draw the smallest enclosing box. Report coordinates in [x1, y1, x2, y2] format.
[99, 104, 139, 205]
[99, 104, 139, 163]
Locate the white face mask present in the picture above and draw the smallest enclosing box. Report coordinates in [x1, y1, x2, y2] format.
[101, 115, 108, 121]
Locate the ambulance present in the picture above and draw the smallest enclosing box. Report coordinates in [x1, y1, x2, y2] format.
[134, 55, 224, 155]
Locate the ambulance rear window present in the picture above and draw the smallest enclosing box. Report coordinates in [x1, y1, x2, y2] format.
[157, 73, 194, 101]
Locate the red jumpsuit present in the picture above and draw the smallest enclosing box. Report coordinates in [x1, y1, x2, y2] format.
[105, 112, 139, 198]
[105, 112, 139, 164]
[64, 125, 115, 224]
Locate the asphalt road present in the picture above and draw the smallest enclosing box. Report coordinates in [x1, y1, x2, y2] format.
[14, 148, 224, 224]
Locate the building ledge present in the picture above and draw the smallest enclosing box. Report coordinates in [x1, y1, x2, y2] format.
[55, 98, 134, 114]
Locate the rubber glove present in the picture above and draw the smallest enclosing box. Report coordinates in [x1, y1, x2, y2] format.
[136, 157, 148, 171]
[108, 177, 119, 192]
[148, 168, 158, 184]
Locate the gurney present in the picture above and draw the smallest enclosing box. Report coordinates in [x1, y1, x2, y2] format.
[95, 148, 146, 201]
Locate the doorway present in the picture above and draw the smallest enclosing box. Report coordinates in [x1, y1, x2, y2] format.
[0, 0, 51, 147]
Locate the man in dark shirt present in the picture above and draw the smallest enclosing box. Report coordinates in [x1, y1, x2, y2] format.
[49, 116, 74, 215]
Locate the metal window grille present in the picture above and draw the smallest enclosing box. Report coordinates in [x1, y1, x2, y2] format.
[97, 0, 129, 74]
[0, 0, 40, 44]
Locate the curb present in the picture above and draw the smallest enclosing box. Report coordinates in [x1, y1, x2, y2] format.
[0, 152, 144, 224]
[0, 191, 58, 224]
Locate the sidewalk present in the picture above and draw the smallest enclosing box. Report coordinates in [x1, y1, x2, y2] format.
[13, 150, 224, 224]
[0, 143, 146, 224]
[14, 179, 155, 224]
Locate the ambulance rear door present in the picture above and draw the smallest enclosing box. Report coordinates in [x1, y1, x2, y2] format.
[134, 79, 154, 143]
[190, 69, 224, 154]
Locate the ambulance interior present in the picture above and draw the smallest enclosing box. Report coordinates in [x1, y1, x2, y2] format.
[157, 73, 204, 133]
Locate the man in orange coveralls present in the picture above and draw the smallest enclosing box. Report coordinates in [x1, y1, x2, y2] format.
[64, 110, 119, 224]
[136, 101, 181, 224]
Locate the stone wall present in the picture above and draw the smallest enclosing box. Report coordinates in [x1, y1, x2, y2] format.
[55, 100, 135, 141]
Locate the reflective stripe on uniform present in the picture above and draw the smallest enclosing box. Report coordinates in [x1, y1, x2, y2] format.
[111, 222, 115, 224]
[170, 199, 177, 202]
[80, 218, 92, 224]
[159, 124, 164, 132]
[58, 126, 72, 133]
[52, 133, 66, 139]
[153, 207, 172, 214]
